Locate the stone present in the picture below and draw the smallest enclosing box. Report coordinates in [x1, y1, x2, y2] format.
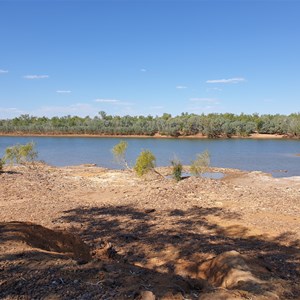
[139, 290, 156, 300]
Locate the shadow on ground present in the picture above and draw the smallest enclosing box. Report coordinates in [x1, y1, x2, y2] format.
[1, 204, 299, 299]
[59, 205, 299, 298]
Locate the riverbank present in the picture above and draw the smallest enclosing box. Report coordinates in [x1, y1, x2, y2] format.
[0, 132, 294, 139]
[1, 164, 299, 299]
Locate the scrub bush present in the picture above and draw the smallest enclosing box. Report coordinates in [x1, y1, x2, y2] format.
[171, 158, 182, 181]
[134, 150, 156, 177]
[4, 142, 38, 166]
[111, 140, 130, 170]
[190, 150, 210, 176]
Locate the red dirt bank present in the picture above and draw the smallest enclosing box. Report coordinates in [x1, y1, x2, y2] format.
[0, 132, 292, 139]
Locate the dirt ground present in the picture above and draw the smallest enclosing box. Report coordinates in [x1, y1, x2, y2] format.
[0, 163, 299, 299]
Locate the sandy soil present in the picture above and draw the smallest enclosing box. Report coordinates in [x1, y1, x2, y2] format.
[0, 164, 299, 299]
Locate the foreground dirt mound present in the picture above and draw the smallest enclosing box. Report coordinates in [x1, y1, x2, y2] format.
[0, 221, 91, 262]
[198, 251, 279, 299]
[200, 250, 266, 288]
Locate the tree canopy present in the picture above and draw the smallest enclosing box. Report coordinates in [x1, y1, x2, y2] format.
[0, 112, 299, 138]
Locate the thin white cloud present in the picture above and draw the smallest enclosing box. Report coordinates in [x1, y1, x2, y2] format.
[115, 101, 134, 106]
[207, 87, 222, 92]
[0, 107, 24, 118]
[188, 98, 221, 113]
[0, 107, 22, 113]
[176, 85, 187, 89]
[0, 69, 8, 74]
[56, 90, 71, 94]
[1, 103, 97, 118]
[188, 104, 220, 113]
[202, 105, 216, 110]
[190, 97, 219, 103]
[94, 98, 134, 106]
[33, 103, 94, 117]
[140, 68, 147, 72]
[206, 77, 245, 84]
[150, 105, 164, 109]
[0, 102, 136, 118]
[23, 75, 49, 79]
[94, 99, 119, 103]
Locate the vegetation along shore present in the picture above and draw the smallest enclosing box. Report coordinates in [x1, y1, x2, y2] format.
[0, 112, 299, 138]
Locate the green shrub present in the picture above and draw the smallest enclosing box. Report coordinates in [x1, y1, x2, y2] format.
[4, 142, 38, 166]
[111, 140, 130, 169]
[190, 150, 210, 176]
[171, 158, 182, 181]
[134, 150, 156, 177]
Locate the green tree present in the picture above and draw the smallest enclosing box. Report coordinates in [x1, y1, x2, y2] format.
[1, 112, 299, 138]
[190, 150, 210, 176]
[134, 150, 156, 177]
[111, 140, 130, 170]
[288, 114, 300, 136]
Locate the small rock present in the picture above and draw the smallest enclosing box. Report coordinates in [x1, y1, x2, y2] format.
[138, 290, 156, 300]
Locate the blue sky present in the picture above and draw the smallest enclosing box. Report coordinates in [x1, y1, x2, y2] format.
[0, 0, 299, 118]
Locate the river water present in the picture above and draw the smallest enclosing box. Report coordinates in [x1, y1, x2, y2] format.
[0, 136, 299, 177]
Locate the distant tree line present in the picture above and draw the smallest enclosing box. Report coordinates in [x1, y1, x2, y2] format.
[0, 111, 299, 138]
